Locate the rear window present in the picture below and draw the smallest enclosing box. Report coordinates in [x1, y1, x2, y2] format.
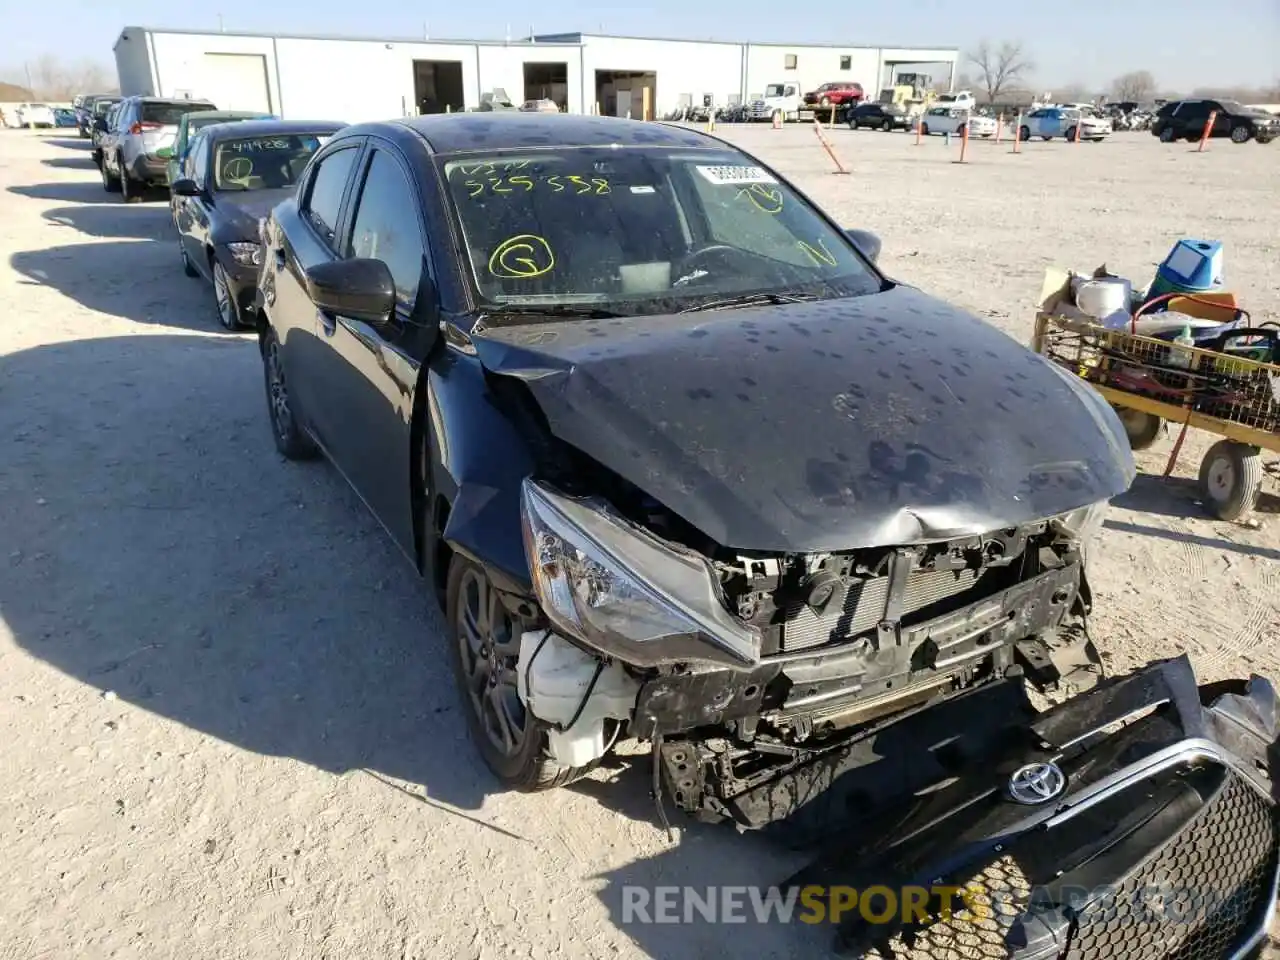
[142, 101, 216, 125]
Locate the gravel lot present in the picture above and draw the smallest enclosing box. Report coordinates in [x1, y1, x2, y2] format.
[1, 125, 1278, 959]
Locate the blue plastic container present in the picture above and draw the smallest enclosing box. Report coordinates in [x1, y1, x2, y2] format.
[1153, 239, 1223, 294]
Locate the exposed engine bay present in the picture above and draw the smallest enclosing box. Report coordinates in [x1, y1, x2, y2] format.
[513, 472, 1105, 829]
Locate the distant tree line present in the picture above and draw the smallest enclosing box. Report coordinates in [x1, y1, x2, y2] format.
[954, 41, 1279, 107]
[0, 55, 116, 101]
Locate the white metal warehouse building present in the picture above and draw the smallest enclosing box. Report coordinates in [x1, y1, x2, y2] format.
[113, 26, 958, 123]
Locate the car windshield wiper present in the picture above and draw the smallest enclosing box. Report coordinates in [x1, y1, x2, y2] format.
[679, 291, 820, 313]
[486, 303, 627, 320]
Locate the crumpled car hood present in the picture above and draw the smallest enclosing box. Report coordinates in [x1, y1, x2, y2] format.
[471, 285, 1135, 553]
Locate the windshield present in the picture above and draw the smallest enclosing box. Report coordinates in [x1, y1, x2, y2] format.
[94, 100, 119, 116]
[1217, 100, 1246, 113]
[765, 84, 786, 97]
[213, 134, 328, 192]
[440, 147, 881, 316]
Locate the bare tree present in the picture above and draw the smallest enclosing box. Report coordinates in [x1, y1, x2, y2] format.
[1110, 70, 1156, 103]
[19, 55, 114, 100]
[966, 40, 1034, 103]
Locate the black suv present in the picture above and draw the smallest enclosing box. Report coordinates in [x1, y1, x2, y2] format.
[1151, 99, 1277, 144]
[845, 101, 911, 130]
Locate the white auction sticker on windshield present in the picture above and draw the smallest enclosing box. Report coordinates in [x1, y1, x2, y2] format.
[694, 164, 777, 185]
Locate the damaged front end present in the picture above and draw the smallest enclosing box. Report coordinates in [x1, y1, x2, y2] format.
[514, 476, 1111, 829]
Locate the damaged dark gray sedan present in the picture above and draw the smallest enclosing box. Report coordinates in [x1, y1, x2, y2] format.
[253, 114, 1278, 954]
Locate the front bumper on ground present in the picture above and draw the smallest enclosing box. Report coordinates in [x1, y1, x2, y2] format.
[783, 655, 1278, 958]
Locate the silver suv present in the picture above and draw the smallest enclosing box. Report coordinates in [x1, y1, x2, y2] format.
[100, 96, 216, 201]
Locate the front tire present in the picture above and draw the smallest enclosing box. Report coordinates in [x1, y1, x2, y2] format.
[179, 238, 198, 277]
[881, 119, 892, 132]
[213, 261, 243, 331]
[262, 328, 318, 460]
[445, 556, 592, 790]
[1230, 124, 1252, 143]
[1114, 406, 1163, 451]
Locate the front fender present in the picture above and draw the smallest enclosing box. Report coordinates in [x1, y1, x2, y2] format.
[423, 347, 538, 594]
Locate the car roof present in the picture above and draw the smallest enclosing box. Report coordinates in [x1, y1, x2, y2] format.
[188, 110, 273, 122]
[378, 113, 722, 153]
[196, 119, 345, 142]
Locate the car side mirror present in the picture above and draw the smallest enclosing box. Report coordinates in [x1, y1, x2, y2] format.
[171, 178, 201, 197]
[305, 258, 396, 325]
[845, 228, 882, 264]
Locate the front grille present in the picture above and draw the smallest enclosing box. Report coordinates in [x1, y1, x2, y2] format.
[779, 567, 989, 652]
[1065, 773, 1276, 960]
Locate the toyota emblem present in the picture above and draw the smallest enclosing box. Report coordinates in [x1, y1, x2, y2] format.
[1007, 762, 1067, 805]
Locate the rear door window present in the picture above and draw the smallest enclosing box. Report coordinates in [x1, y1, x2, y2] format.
[303, 146, 360, 248]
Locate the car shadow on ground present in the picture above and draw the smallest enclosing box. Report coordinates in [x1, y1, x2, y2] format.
[42, 155, 98, 170]
[8, 181, 123, 205]
[10, 240, 225, 331]
[0, 334, 501, 815]
[43, 203, 174, 241]
[39, 136, 93, 150]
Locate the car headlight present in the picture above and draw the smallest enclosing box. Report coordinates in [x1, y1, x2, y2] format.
[226, 241, 261, 267]
[520, 478, 761, 669]
[1052, 500, 1109, 563]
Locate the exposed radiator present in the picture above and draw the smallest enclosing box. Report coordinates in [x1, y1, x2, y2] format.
[780, 566, 989, 652]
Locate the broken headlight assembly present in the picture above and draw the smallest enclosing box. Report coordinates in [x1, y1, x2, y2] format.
[1051, 499, 1109, 562]
[520, 478, 761, 670]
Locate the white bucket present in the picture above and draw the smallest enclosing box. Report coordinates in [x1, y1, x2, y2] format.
[1075, 278, 1132, 321]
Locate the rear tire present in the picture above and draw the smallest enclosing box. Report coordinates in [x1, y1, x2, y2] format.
[445, 555, 595, 790]
[1198, 441, 1263, 521]
[1020, 125, 1031, 141]
[119, 156, 141, 203]
[1159, 127, 1175, 142]
[101, 157, 120, 193]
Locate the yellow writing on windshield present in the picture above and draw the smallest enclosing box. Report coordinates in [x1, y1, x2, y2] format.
[488, 235, 555, 279]
[456, 160, 531, 176]
[738, 183, 783, 214]
[798, 238, 838, 266]
[462, 175, 610, 197]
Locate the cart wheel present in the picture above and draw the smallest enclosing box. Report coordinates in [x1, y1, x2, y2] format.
[1113, 406, 1163, 451]
[1198, 441, 1263, 521]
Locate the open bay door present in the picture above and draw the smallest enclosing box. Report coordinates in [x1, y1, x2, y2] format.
[202, 53, 273, 113]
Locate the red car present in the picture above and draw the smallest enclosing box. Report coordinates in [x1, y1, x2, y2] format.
[803, 82, 864, 107]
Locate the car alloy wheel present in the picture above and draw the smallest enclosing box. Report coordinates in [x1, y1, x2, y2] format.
[454, 565, 527, 759]
[262, 333, 316, 459]
[1230, 125, 1250, 143]
[213, 262, 239, 330]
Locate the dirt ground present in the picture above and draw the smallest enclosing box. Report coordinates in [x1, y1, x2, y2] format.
[1, 125, 1277, 960]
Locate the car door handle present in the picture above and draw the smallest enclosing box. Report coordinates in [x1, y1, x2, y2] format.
[318, 309, 336, 337]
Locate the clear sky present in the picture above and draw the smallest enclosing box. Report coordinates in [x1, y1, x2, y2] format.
[2, 0, 1277, 90]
